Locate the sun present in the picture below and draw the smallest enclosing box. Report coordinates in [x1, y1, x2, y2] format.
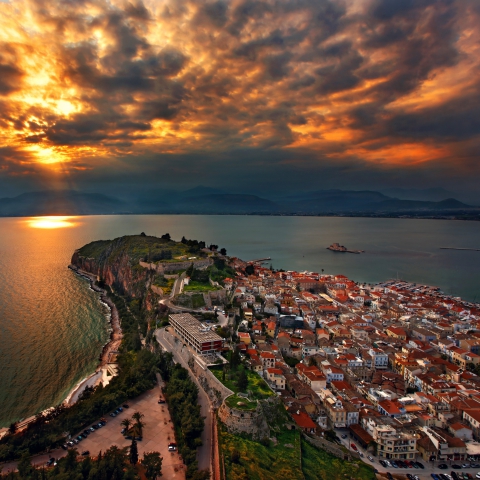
[27, 216, 78, 229]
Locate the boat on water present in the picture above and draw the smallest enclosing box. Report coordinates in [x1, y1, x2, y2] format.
[327, 243, 364, 254]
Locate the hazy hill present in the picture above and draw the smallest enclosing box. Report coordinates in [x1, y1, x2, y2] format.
[0, 187, 477, 217]
[380, 187, 458, 202]
[174, 193, 279, 213]
[0, 190, 125, 216]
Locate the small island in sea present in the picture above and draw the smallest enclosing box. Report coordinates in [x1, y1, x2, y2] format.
[327, 242, 365, 254]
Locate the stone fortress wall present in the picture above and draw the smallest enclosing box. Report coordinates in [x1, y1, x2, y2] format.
[139, 258, 213, 274]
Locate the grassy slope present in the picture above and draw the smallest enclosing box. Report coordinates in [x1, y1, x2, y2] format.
[210, 368, 274, 400]
[219, 423, 304, 480]
[78, 235, 191, 263]
[301, 438, 375, 480]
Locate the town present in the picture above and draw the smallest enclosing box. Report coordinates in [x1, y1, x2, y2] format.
[163, 250, 480, 479]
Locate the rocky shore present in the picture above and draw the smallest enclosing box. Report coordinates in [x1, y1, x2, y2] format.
[64, 265, 123, 405]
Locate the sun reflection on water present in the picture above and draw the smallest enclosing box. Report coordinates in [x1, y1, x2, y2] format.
[27, 216, 78, 229]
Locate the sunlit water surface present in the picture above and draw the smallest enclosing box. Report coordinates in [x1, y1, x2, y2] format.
[0, 214, 479, 426]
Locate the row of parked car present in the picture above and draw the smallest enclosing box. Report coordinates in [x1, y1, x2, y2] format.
[440, 464, 480, 470]
[61, 404, 129, 451]
[379, 459, 424, 469]
[431, 472, 480, 480]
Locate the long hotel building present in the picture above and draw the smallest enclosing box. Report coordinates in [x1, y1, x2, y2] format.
[169, 313, 224, 354]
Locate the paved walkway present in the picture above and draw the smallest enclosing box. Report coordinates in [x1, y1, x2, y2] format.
[1, 386, 185, 479]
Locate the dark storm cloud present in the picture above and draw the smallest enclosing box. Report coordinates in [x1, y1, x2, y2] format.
[1, 0, 479, 200]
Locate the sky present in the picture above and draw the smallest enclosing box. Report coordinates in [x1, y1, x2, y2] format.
[0, 0, 479, 200]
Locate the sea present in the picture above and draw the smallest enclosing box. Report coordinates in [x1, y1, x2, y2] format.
[0, 214, 479, 426]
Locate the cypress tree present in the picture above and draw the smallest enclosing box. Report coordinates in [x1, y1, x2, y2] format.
[130, 438, 138, 465]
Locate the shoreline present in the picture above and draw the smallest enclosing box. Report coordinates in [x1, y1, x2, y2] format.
[1, 267, 119, 433]
[63, 265, 123, 406]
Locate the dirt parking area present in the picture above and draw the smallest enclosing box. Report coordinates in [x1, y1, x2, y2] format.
[1, 386, 186, 479]
[77, 387, 185, 479]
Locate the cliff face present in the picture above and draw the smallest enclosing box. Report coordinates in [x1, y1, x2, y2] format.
[71, 236, 154, 301]
[71, 250, 145, 298]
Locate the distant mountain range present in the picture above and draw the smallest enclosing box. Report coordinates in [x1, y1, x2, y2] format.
[0, 190, 125, 216]
[0, 187, 478, 218]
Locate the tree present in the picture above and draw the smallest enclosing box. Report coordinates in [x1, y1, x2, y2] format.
[161, 233, 171, 241]
[237, 369, 248, 392]
[121, 418, 132, 435]
[64, 447, 78, 471]
[245, 264, 255, 276]
[18, 452, 33, 478]
[220, 248, 227, 256]
[230, 449, 241, 463]
[132, 411, 146, 436]
[142, 451, 163, 479]
[7, 423, 17, 435]
[229, 347, 241, 370]
[130, 438, 139, 465]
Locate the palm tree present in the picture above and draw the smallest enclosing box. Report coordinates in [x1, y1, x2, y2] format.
[132, 412, 145, 437]
[133, 419, 146, 437]
[121, 418, 132, 435]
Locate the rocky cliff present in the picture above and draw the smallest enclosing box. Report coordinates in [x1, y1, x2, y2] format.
[70, 235, 168, 305]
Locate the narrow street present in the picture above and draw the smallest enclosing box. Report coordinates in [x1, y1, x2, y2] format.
[154, 328, 212, 472]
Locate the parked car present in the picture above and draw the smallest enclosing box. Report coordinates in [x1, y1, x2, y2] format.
[452, 465, 462, 470]
[440, 464, 449, 469]
[387, 473, 394, 480]
[109, 412, 116, 417]
[417, 462, 425, 469]
[122, 404, 129, 409]
[81, 451, 90, 456]
[61, 444, 68, 450]
[73, 439, 79, 445]
[46, 458, 55, 466]
[118, 407, 123, 412]
[350, 443, 357, 451]
[431, 474, 440, 480]
[407, 474, 415, 480]
[121, 428, 126, 434]
[463, 465, 471, 469]
[100, 420, 107, 426]
[158, 398, 166, 404]
[168, 443, 177, 452]
[391, 460, 398, 468]
[341, 434, 347, 439]
[475, 473, 480, 479]
[67, 441, 74, 447]
[379, 460, 387, 467]
[367, 455, 374, 462]
[359, 452, 364, 457]
[77, 436, 83, 441]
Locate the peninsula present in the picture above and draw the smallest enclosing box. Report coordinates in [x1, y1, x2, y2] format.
[3, 233, 480, 480]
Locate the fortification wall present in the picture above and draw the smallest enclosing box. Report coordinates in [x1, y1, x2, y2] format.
[139, 257, 213, 274]
[218, 400, 270, 440]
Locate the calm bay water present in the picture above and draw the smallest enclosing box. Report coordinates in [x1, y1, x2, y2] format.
[0, 214, 479, 426]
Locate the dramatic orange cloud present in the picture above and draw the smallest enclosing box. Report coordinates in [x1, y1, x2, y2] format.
[0, 0, 479, 195]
